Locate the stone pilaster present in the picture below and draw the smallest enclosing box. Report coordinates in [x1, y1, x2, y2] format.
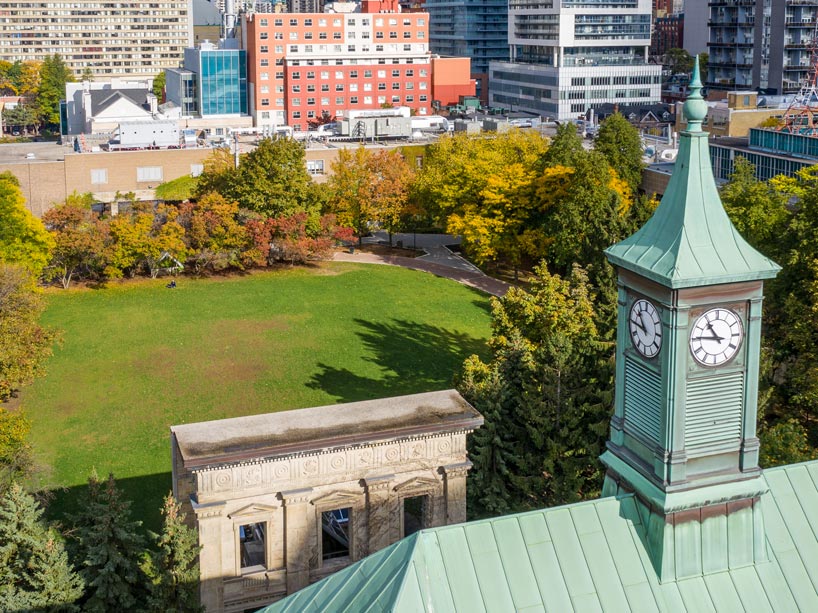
[441, 461, 472, 525]
[280, 487, 313, 595]
[364, 474, 396, 555]
[193, 500, 226, 613]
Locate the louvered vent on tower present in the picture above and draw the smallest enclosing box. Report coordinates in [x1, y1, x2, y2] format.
[623, 357, 662, 444]
[685, 371, 744, 452]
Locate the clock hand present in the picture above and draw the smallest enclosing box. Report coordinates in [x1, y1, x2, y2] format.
[692, 335, 724, 342]
[704, 321, 724, 343]
[632, 317, 647, 333]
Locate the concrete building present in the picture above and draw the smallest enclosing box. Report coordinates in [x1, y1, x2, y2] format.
[0, 0, 193, 79]
[705, 0, 818, 94]
[170, 390, 482, 612]
[651, 13, 684, 60]
[242, 0, 474, 130]
[424, 0, 510, 103]
[488, 0, 661, 121]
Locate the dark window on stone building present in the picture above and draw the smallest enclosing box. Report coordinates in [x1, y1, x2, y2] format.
[402, 495, 428, 537]
[321, 508, 351, 561]
[239, 523, 266, 570]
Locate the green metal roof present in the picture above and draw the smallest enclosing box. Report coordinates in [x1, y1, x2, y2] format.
[604, 59, 780, 288]
[261, 460, 818, 612]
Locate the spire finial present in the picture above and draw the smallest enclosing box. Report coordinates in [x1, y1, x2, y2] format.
[683, 55, 708, 131]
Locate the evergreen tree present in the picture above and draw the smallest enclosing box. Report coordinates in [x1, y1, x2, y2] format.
[144, 493, 202, 613]
[70, 472, 148, 612]
[0, 483, 83, 611]
[461, 264, 613, 516]
[459, 352, 522, 517]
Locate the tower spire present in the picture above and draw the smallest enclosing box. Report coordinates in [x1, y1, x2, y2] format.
[600, 62, 780, 582]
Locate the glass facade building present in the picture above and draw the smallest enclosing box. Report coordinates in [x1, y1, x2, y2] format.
[709, 128, 818, 181]
[170, 45, 249, 118]
[198, 50, 248, 116]
[425, 0, 510, 100]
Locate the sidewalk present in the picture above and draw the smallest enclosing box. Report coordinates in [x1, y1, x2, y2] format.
[333, 248, 511, 297]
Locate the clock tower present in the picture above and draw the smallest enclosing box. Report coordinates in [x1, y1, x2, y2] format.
[600, 59, 781, 582]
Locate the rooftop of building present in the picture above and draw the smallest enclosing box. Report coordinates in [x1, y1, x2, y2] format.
[171, 389, 483, 469]
[263, 459, 818, 612]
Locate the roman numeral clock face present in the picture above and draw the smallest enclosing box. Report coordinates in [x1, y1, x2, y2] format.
[689, 308, 744, 366]
[629, 299, 662, 358]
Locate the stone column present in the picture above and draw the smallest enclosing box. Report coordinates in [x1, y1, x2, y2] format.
[280, 487, 313, 595]
[193, 500, 226, 613]
[441, 461, 472, 525]
[363, 474, 396, 556]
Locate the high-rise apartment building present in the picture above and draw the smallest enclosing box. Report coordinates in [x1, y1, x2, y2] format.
[243, 0, 474, 130]
[489, 0, 661, 121]
[424, 0, 510, 103]
[0, 0, 194, 78]
[704, 0, 818, 94]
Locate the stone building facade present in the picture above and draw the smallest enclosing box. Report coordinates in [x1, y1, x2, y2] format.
[170, 390, 482, 613]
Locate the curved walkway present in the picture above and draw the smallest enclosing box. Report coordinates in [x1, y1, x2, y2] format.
[333, 233, 511, 297]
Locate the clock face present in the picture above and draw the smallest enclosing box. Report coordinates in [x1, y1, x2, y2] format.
[689, 308, 744, 366]
[629, 299, 662, 358]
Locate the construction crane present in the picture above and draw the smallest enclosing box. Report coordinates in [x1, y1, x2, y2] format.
[778, 19, 818, 135]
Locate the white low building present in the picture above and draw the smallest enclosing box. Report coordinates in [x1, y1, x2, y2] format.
[489, 0, 661, 121]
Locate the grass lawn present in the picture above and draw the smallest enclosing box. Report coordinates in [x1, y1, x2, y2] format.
[23, 262, 492, 531]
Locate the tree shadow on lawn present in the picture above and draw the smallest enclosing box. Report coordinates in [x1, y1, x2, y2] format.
[44, 471, 173, 537]
[307, 318, 489, 402]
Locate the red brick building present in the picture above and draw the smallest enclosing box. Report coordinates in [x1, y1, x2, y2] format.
[651, 13, 684, 59]
[242, 0, 474, 131]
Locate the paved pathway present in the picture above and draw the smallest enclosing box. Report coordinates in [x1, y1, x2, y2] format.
[334, 232, 511, 297]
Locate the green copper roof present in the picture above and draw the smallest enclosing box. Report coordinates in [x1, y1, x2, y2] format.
[604, 57, 780, 288]
[261, 460, 818, 612]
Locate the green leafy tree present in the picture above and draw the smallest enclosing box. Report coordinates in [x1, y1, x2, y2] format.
[0, 263, 56, 402]
[760, 419, 815, 468]
[0, 171, 54, 277]
[37, 54, 75, 128]
[219, 138, 318, 217]
[663, 48, 694, 75]
[80, 67, 94, 82]
[152, 71, 166, 100]
[540, 122, 584, 169]
[594, 112, 645, 194]
[143, 494, 202, 613]
[0, 483, 84, 611]
[69, 472, 148, 613]
[721, 157, 789, 253]
[2, 102, 41, 134]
